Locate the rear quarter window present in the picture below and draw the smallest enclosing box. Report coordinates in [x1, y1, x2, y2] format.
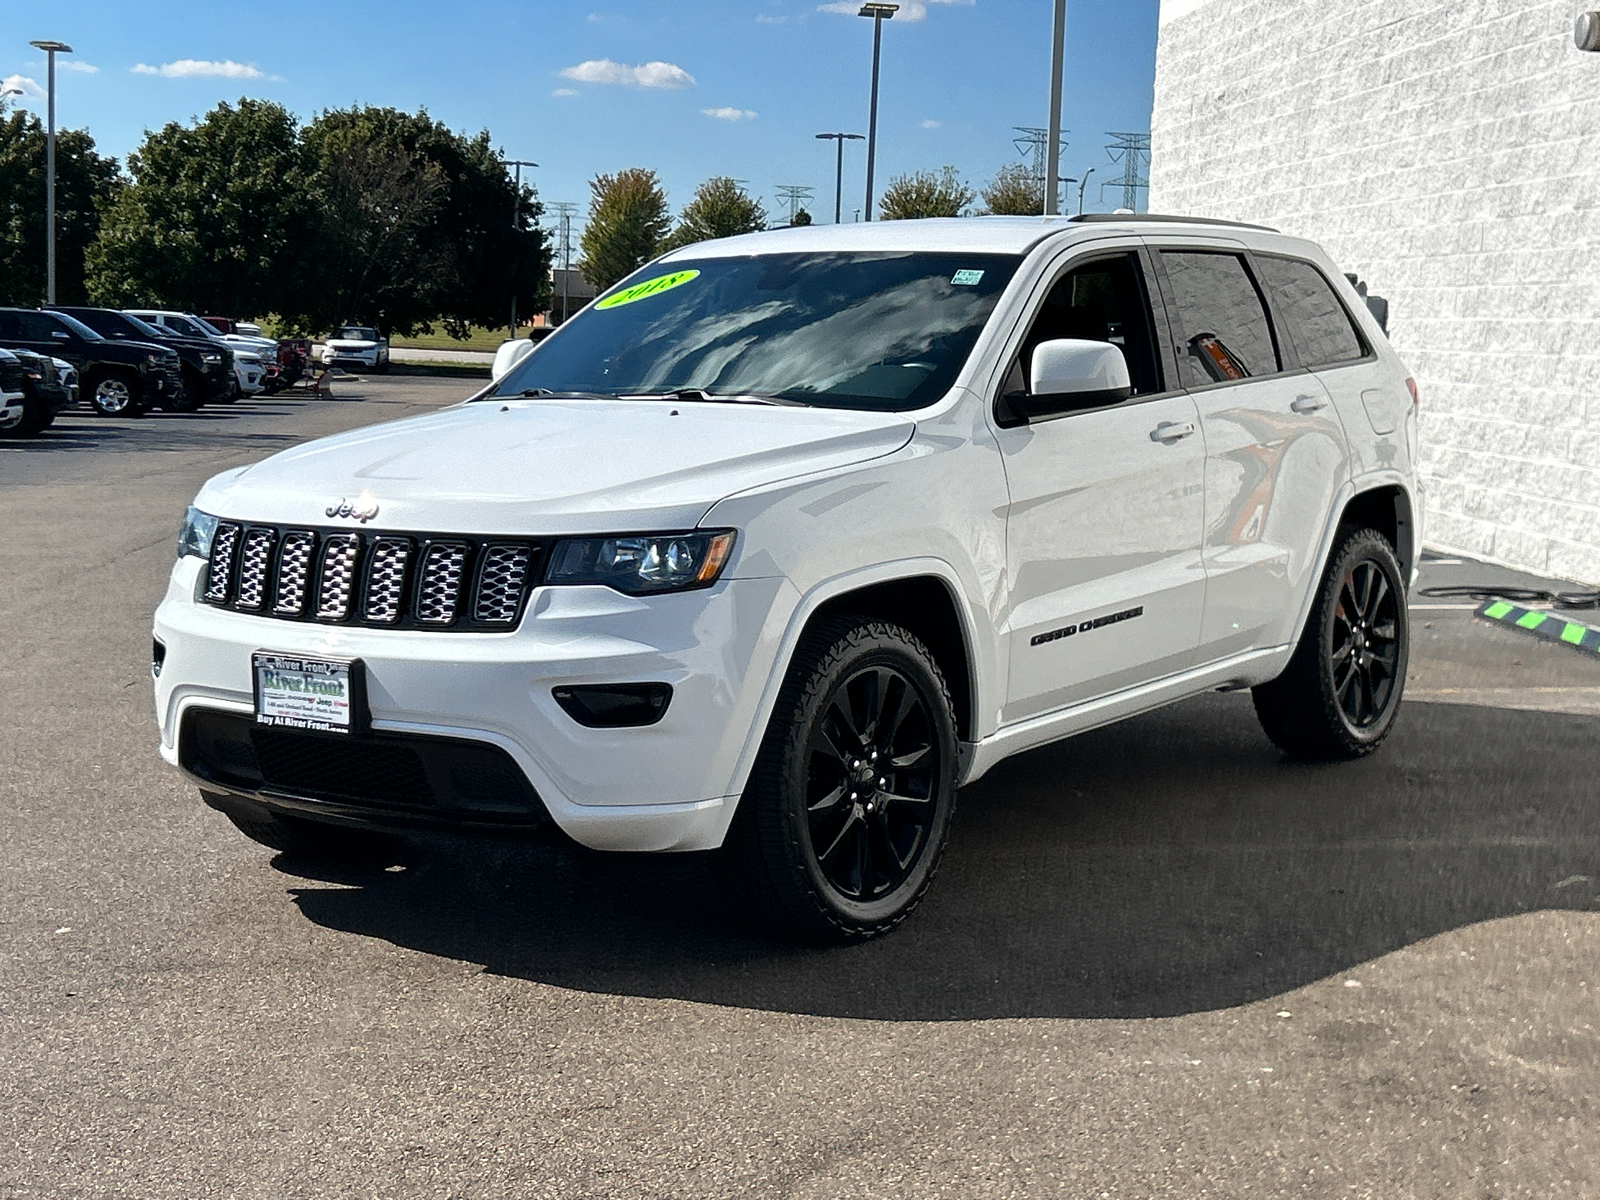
[1254, 255, 1367, 368]
[1159, 251, 1281, 387]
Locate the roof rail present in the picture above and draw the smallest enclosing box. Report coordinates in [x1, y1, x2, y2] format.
[1067, 212, 1279, 232]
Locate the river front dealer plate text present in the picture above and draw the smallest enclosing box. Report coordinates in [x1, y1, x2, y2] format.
[253, 652, 360, 734]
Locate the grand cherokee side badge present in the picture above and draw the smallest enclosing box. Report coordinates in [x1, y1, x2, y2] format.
[326, 495, 379, 523]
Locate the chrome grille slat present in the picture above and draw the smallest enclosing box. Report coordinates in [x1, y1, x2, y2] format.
[235, 528, 276, 610]
[205, 523, 240, 603]
[316, 534, 361, 620]
[202, 525, 536, 630]
[475, 543, 533, 623]
[273, 532, 315, 615]
[416, 543, 469, 625]
[363, 538, 412, 623]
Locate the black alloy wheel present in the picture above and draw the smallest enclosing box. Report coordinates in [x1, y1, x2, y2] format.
[804, 664, 941, 903]
[1330, 557, 1401, 728]
[167, 367, 207, 413]
[1253, 527, 1409, 759]
[729, 616, 958, 941]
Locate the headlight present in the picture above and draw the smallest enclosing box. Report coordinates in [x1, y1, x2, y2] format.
[202, 352, 222, 363]
[177, 506, 219, 561]
[546, 531, 735, 594]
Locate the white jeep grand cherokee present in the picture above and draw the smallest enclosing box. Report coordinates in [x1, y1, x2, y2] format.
[153, 215, 1422, 940]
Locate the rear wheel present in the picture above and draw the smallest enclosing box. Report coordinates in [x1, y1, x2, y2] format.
[86, 369, 145, 417]
[727, 616, 959, 941]
[1252, 527, 1409, 759]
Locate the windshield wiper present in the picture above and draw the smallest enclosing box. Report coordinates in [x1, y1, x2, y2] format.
[619, 389, 808, 407]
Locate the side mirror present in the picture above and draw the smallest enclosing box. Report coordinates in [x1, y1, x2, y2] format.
[50, 329, 72, 341]
[1008, 338, 1132, 422]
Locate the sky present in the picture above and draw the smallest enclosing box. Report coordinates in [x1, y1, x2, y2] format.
[3, 0, 1159, 233]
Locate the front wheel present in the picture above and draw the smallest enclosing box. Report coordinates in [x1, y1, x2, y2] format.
[86, 370, 145, 417]
[727, 616, 959, 941]
[166, 367, 206, 413]
[1253, 527, 1409, 759]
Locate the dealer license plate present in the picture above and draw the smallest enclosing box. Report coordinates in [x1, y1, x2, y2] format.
[253, 652, 362, 734]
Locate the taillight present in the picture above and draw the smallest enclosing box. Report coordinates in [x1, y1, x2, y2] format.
[1405, 377, 1419, 410]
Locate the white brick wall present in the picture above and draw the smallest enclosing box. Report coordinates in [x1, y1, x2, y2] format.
[1150, 0, 1600, 584]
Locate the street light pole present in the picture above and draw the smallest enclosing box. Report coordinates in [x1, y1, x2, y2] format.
[506, 158, 538, 339]
[1044, 0, 1066, 215]
[29, 40, 72, 305]
[857, 3, 897, 221]
[1078, 167, 1095, 216]
[815, 132, 865, 224]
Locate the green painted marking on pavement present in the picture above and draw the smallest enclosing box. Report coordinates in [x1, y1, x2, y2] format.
[1561, 622, 1586, 645]
[1483, 601, 1514, 619]
[1516, 610, 1547, 630]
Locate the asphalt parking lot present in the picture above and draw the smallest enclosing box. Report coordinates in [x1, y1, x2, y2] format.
[3, 378, 1598, 1199]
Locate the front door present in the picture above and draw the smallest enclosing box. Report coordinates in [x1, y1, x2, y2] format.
[994, 248, 1207, 725]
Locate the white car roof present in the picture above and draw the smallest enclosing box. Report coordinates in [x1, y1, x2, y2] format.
[656, 214, 1300, 262]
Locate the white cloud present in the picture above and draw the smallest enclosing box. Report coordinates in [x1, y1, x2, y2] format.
[818, 0, 971, 19]
[756, 13, 788, 22]
[2, 74, 45, 99]
[131, 59, 270, 79]
[552, 87, 579, 97]
[60, 61, 100, 74]
[703, 106, 758, 121]
[921, 119, 941, 129]
[558, 58, 695, 89]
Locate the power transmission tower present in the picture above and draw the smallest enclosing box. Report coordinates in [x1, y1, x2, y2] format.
[1101, 132, 1150, 211]
[775, 184, 815, 224]
[548, 201, 580, 325]
[1012, 126, 1069, 209]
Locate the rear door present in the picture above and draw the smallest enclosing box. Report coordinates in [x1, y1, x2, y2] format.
[1148, 243, 1350, 661]
[993, 243, 1207, 724]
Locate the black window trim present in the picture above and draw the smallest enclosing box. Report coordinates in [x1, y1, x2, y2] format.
[1146, 244, 1309, 395]
[990, 244, 1181, 428]
[1248, 250, 1378, 373]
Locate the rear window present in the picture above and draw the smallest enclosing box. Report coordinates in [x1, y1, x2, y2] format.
[1253, 255, 1367, 368]
[1160, 251, 1280, 387]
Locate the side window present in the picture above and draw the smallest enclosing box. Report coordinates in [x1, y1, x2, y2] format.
[1253, 255, 1366, 368]
[0, 312, 15, 339]
[16, 312, 62, 341]
[1006, 252, 1164, 399]
[1160, 251, 1280, 387]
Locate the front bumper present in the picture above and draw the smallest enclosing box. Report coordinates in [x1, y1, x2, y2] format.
[0, 389, 23, 429]
[153, 558, 791, 851]
[322, 348, 380, 368]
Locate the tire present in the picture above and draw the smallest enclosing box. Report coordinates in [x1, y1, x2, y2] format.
[1, 387, 47, 437]
[1252, 527, 1409, 760]
[85, 369, 145, 417]
[208, 793, 407, 865]
[171, 367, 207, 412]
[726, 616, 959, 941]
[374, 358, 389, 374]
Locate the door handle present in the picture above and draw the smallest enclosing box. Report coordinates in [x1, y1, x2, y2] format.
[1291, 394, 1327, 414]
[1150, 420, 1196, 442]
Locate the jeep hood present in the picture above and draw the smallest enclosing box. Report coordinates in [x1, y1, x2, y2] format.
[197, 397, 916, 534]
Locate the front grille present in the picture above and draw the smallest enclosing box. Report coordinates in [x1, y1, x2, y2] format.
[200, 522, 539, 631]
[182, 708, 548, 820]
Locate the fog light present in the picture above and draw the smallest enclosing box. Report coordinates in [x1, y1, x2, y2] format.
[152, 638, 167, 678]
[552, 683, 672, 728]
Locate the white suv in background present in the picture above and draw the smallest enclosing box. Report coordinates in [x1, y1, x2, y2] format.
[153, 215, 1421, 940]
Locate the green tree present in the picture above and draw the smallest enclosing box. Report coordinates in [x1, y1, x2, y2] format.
[878, 166, 975, 220]
[86, 99, 309, 314]
[0, 103, 122, 305]
[579, 168, 671, 292]
[790, 207, 813, 227]
[663, 176, 766, 251]
[296, 106, 550, 336]
[980, 162, 1043, 216]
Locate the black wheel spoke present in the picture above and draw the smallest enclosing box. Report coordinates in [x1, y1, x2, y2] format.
[1367, 573, 1389, 622]
[807, 782, 848, 814]
[888, 743, 933, 769]
[878, 787, 932, 808]
[816, 809, 860, 864]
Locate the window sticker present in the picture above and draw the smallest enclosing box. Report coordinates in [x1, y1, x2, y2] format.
[951, 269, 985, 286]
[595, 269, 702, 311]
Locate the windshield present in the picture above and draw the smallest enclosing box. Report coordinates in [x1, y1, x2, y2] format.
[492, 251, 1021, 412]
[51, 311, 104, 341]
[338, 326, 378, 340]
[61, 309, 161, 341]
[160, 314, 214, 339]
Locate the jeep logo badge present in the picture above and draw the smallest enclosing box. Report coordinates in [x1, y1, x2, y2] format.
[326, 495, 379, 523]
